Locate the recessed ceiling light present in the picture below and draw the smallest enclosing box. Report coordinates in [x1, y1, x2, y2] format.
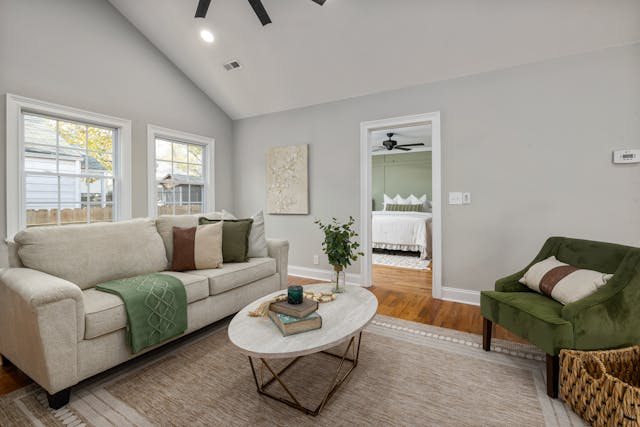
[200, 29, 214, 43]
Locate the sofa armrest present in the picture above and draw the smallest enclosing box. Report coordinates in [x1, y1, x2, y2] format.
[0, 268, 84, 393]
[267, 239, 289, 290]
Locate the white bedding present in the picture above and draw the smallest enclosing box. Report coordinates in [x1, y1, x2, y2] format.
[371, 211, 432, 259]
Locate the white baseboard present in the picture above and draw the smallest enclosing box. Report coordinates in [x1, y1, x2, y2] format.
[441, 286, 480, 306]
[288, 265, 365, 286]
[288, 266, 480, 305]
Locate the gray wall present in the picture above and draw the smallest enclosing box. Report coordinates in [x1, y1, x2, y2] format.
[0, 0, 234, 266]
[233, 43, 640, 292]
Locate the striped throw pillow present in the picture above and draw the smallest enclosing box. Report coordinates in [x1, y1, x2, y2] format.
[385, 203, 424, 212]
[172, 223, 223, 271]
[518, 256, 613, 305]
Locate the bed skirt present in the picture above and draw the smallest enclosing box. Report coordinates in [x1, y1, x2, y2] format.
[372, 243, 428, 260]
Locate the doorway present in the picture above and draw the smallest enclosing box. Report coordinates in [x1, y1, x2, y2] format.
[359, 112, 442, 299]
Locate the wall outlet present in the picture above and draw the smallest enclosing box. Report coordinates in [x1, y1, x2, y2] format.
[313, 254, 319, 265]
[448, 192, 463, 205]
[462, 192, 471, 204]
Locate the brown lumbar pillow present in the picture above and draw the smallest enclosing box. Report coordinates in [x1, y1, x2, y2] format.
[172, 223, 223, 271]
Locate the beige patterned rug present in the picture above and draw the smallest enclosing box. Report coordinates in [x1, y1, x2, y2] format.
[372, 253, 431, 270]
[0, 315, 586, 426]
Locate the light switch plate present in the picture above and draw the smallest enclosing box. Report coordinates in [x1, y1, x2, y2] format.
[449, 192, 463, 205]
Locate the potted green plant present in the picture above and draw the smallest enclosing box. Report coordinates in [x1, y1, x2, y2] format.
[314, 216, 364, 293]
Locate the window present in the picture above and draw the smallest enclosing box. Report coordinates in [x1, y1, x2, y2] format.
[6, 94, 132, 237]
[147, 125, 214, 216]
[23, 114, 115, 227]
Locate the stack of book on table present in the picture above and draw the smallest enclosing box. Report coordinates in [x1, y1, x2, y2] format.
[268, 299, 322, 336]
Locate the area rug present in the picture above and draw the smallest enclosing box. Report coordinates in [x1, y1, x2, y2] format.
[372, 253, 431, 270]
[0, 315, 585, 427]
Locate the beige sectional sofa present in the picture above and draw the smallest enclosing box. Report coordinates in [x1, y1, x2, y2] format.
[0, 216, 289, 408]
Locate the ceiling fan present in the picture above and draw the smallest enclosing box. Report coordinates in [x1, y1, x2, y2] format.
[373, 133, 425, 152]
[195, 0, 326, 26]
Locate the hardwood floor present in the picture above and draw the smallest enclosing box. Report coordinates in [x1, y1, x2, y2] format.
[290, 264, 525, 343]
[0, 265, 523, 397]
[0, 359, 31, 395]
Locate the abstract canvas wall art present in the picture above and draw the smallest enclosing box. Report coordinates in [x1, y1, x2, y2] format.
[266, 144, 309, 214]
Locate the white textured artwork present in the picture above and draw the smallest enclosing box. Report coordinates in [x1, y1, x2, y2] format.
[266, 144, 309, 214]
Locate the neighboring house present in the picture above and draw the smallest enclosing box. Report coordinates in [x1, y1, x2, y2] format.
[25, 147, 110, 210]
[156, 173, 203, 207]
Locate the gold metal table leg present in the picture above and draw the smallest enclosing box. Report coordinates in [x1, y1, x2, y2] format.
[247, 332, 363, 416]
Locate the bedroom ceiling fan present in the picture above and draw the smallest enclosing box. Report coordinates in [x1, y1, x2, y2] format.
[195, 0, 326, 26]
[373, 133, 425, 152]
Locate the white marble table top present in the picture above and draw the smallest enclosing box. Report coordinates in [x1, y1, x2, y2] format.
[228, 284, 378, 359]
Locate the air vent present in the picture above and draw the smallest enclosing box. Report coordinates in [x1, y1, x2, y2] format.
[223, 60, 242, 71]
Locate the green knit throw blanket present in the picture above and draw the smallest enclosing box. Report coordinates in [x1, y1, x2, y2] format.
[96, 273, 187, 353]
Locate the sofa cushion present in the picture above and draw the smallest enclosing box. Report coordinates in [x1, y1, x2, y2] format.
[83, 272, 208, 339]
[156, 212, 230, 268]
[189, 257, 276, 296]
[480, 290, 574, 355]
[15, 218, 167, 290]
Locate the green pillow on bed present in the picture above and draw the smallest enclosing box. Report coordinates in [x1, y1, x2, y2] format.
[384, 203, 424, 212]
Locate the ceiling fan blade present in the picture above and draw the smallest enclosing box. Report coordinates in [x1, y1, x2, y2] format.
[394, 146, 411, 151]
[248, 0, 272, 25]
[311, 0, 327, 4]
[195, 0, 212, 18]
[396, 143, 425, 147]
[372, 146, 386, 152]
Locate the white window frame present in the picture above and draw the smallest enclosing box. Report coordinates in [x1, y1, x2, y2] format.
[5, 94, 132, 239]
[146, 124, 215, 217]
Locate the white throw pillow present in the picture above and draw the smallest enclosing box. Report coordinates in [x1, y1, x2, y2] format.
[397, 194, 410, 204]
[383, 194, 396, 209]
[518, 256, 613, 305]
[384, 194, 412, 207]
[384, 194, 432, 211]
[222, 209, 269, 258]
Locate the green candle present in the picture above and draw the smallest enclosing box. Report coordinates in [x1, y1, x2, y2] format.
[287, 285, 303, 305]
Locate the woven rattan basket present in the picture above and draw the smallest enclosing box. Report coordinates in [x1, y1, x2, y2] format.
[560, 346, 640, 427]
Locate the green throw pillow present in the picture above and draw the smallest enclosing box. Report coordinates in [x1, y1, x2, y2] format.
[198, 218, 254, 263]
[385, 203, 424, 212]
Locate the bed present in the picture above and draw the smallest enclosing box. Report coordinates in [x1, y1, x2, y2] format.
[371, 210, 433, 260]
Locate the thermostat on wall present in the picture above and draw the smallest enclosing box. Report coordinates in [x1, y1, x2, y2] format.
[613, 149, 640, 164]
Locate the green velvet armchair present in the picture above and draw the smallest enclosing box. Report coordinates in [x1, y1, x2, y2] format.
[480, 236, 640, 398]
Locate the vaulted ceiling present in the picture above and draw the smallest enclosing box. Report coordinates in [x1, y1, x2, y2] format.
[109, 0, 640, 119]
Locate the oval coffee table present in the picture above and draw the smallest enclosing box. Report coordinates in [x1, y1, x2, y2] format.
[229, 284, 378, 416]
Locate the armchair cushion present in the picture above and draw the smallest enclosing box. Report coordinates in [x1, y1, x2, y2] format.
[481, 290, 574, 355]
